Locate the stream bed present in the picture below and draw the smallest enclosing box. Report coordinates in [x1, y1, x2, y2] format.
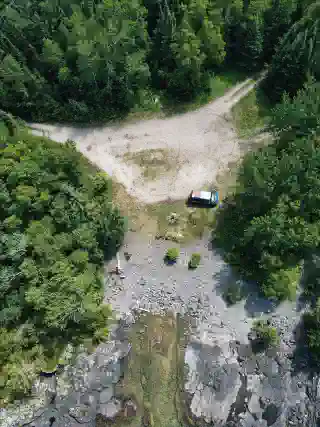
[97, 311, 190, 427]
[1, 305, 319, 427]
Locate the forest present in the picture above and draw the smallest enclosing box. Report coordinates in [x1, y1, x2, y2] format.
[1, 0, 320, 401]
[0, 0, 299, 122]
[0, 119, 125, 402]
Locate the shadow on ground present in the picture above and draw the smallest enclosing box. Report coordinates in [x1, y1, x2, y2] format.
[291, 315, 320, 376]
[212, 262, 277, 318]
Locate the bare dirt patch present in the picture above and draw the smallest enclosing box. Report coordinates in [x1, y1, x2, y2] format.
[29, 76, 264, 205]
[122, 148, 178, 181]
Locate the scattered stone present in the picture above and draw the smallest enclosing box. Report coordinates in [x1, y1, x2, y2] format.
[98, 398, 122, 420]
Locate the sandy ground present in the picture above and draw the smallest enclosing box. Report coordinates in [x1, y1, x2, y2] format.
[29, 77, 261, 204]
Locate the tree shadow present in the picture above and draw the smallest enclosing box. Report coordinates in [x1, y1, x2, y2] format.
[296, 258, 319, 312]
[255, 83, 273, 123]
[296, 291, 315, 312]
[291, 317, 319, 376]
[244, 290, 277, 317]
[212, 265, 277, 316]
[212, 264, 238, 297]
[207, 238, 225, 258]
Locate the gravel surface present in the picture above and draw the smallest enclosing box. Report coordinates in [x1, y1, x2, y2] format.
[104, 233, 303, 344]
[29, 77, 262, 204]
[102, 233, 316, 427]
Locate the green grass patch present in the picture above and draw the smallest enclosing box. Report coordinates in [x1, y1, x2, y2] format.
[113, 313, 188, 427]
[162, 70, 248, 116]
[112, 180, 158, 234]
[147, 199, 216, 243]
[232, 87, 271, 138]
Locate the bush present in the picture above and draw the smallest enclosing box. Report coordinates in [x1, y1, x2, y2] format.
[188, 253, 201, 269]
[224, 282, 243, 305]
[165, 248, 180, 263]
[261, 266, 301, 302]
[252, 320, 279, 351]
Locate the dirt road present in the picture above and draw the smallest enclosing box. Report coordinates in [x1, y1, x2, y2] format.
[30, 77, 261, 204]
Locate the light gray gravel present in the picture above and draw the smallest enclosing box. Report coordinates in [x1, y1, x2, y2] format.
[104, 233, 303, 345]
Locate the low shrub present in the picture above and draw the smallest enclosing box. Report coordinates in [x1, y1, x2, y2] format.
[165, 247, 179, 263]
[224, 282, 243, 305]
[189, 253, 201, 269]
[93, 327, 110, 345]
[251, 320, 279, 351]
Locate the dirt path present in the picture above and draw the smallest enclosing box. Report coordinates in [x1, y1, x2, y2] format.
[29, 77, 262, 204]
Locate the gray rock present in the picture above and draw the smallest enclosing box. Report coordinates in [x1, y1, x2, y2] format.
[99, 387, 114, 404]
[98, 398, 122, 420]
[185, 340, 241, 425]
[68, 404, 95, 423]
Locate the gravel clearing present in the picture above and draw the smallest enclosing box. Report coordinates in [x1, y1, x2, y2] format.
[19, 75, 318, 427]
[29, 77, 261, 204]
[104, 233, 303, 345]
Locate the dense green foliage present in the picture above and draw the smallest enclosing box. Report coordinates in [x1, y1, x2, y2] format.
[0, 0, 301, 122]
[215, 81, 320, 301]
[215, 77, 320, 361]
[0, 0, 150, 122]
[224, 0, 297, 73]
[0, 122, 125, 402]
[262, 1, 320, 103]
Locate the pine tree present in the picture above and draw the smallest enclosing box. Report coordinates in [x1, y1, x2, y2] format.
[263, 0, 296, 62]
[262, 1, 319, 103]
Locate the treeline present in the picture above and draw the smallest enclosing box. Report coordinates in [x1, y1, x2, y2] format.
[262, 0, 320, 104]
[214, 0, 320, 363]
[0, 120, 125, 402]
[215, 80, 320, 299]
[0, 0, 298, 123]
[215, 79, 320, 360]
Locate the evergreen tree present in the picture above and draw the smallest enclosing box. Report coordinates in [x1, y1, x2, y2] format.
[262, 1, 320, 104]
[0, 0, 150, 122]
[263, 0, 296, 62]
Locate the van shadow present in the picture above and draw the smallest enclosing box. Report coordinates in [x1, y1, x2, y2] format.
[185, 200, 217, 209]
